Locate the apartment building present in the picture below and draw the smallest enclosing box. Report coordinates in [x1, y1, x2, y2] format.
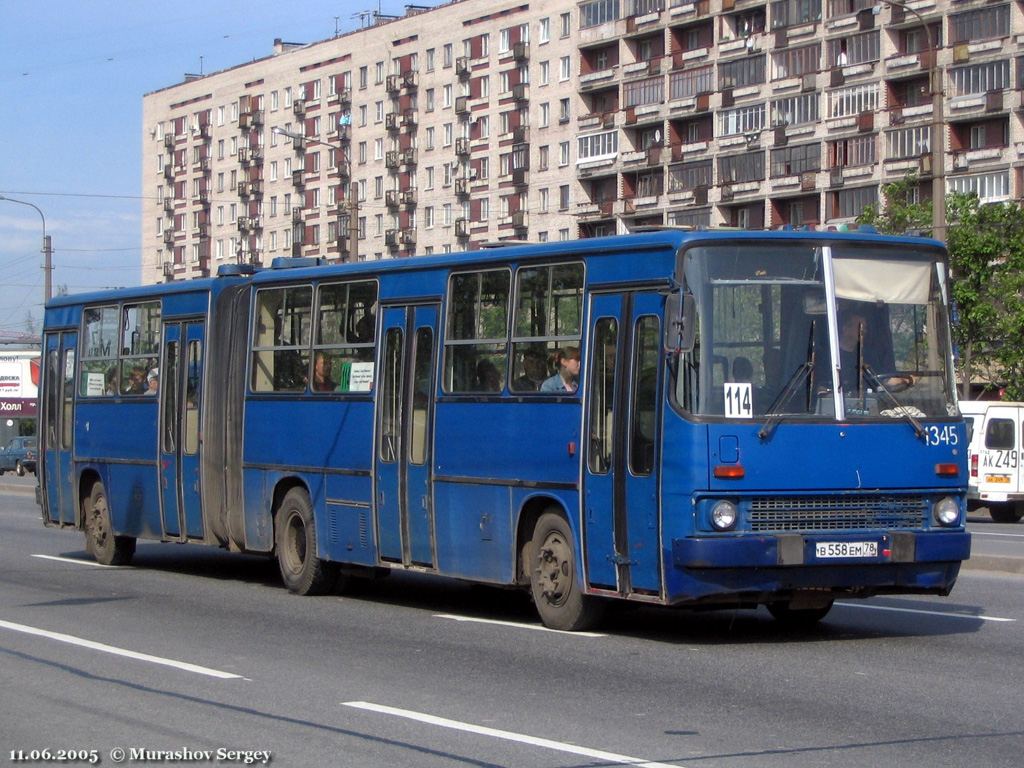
[142, 0, 1024, 283]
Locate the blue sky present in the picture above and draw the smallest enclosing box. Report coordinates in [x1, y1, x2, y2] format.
[0, 0, 408, 339]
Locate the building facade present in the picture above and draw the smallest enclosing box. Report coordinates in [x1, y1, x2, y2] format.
[142, 0, 1024, 283]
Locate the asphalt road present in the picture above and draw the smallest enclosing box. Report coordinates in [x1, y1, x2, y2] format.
[2, 480, 1023, 768]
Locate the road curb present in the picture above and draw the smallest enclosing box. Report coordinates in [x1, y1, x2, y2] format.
[961, 555, 1024, 576]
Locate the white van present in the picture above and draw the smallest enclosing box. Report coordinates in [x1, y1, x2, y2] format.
[961, 400, 1024, 523]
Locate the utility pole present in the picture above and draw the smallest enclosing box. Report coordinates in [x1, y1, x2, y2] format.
[43, 235, 52, 303]
[0, 195, 52, 304]
[348, 187, 360, 262]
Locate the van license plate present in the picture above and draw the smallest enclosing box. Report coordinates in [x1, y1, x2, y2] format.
[815, 541, 878, 559]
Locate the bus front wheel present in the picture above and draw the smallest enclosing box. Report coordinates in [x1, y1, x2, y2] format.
[275, 488, 335, 596]
[528, 511, 603, 631]
[83, 481, 135, 566]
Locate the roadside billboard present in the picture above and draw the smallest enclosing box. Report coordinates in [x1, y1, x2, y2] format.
[0, 352, 40, 418]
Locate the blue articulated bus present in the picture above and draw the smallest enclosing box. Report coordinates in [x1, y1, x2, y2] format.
[38, 230, 970, 630]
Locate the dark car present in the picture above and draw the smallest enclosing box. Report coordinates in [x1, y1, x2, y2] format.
[0, 436, 37, 476]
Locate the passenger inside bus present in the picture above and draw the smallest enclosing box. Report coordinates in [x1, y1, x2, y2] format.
[513, 349, 548, 391]
[541, 347, 580, 393]
[145, 369, 159, 395]
[312, 352, 337, 392]
[475, 359, 502, 392]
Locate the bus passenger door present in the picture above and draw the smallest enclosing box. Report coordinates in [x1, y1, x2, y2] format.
[584, 292, 664, 596]
[159, 321, 206, 540]
[375, 304, 439, 567]
[41, 331, 77, 526]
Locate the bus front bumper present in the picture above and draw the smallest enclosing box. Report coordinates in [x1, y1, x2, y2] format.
[672, 530, 971, 569]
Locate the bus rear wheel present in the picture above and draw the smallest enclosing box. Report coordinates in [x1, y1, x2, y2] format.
[989, 503, 1023, 524]
[767, 599, 833, 627]
[528, 511, 603, 631]
[275, 487, 335, 596]
[83, 481, 136, 566]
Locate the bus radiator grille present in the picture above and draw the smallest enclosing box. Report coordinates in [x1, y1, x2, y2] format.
[747, 496, 927, 532]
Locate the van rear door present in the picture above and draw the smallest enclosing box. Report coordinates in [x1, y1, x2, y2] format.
[978, 405, 1021, 503]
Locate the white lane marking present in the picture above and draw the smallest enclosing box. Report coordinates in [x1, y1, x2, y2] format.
[434, 613, 606, 637]
[0, 619, 246, 679]
[343, 701, 681, 768]
[32, 554, 123, 569]
[836, 602, 1016, 623]
[970, 530, 1024, 538]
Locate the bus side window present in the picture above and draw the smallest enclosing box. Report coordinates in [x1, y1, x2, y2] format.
[589, 318, 617, 474]
[629, 316, 659, 476]
[444, 269, 510, 393]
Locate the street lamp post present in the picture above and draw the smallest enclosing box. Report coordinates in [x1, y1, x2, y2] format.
[0, 195, 53, 303]
[875, 0, 946, 241]
[271, 126, 358, 261]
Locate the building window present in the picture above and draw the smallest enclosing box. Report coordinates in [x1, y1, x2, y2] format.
[771, 44, 819, 81]
[834, 185, 878, 218]
[669, 65, 714, 99]
[719, 55, 766, 89]
[949, 60, 1010, 96]
[559, 141, 571, 166]
[623, 76, 664, 107]
[830, 135, 876, 168]
[668, 159, 713, 192]
[580, 1, 616, 29]
[770, 0, 822, 30]
[950, 5, 1010, 45]
[576, 130, 617, 162]
[947, 170, 1009, 203]
[771, 93, 819, 126]
[560, 56, 571, 81]
[770, 143, 821, 177]
[827, 31, 879, 67]
[828, 83, 878, 118]
[718, 103, 767, 136]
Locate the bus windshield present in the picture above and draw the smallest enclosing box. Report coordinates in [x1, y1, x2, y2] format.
[676, 241, 956, 421]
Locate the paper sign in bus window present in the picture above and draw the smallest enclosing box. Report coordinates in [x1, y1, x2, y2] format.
[724, 382, 752, 419]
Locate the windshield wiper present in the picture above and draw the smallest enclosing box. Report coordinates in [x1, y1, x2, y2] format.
[757, 361, 814, 441]
[759, 322, 817, 441]
[862, 365, 926, 440]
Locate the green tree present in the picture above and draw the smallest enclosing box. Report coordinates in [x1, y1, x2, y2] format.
[856, 173, 932, 236]
[946, 193, 1024, 399]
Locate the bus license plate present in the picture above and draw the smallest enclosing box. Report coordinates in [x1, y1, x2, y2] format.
[815, 541, 878, 559]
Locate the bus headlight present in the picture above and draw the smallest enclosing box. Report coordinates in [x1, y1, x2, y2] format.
[711, 500, 738, 531]
[933, 497, 959, 527]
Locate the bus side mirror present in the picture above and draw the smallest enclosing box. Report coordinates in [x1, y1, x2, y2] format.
[665, 293, 696, 354]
